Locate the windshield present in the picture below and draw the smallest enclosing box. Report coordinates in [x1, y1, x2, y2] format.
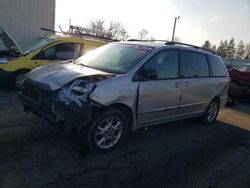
[76, 43, 153, 74]
[22, 38, 54, 54]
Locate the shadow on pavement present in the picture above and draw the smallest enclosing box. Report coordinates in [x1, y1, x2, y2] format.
[229, 102, 250, 116]
[1, 117, 250, 188]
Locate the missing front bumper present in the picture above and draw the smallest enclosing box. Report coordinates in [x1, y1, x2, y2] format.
[20, 93, 92, 128]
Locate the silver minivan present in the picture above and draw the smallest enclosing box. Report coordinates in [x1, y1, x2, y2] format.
[20, 41, 230, 152]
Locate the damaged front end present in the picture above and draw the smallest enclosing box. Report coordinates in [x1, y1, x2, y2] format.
[20, 75, 111, 130]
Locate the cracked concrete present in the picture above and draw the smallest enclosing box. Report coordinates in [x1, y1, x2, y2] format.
[0, 89, 250, 188]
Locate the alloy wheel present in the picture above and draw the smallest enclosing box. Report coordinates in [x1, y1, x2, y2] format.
[206, 101, 218, 122]
[94, 116, 123, 149]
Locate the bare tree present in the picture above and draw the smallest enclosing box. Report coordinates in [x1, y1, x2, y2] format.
[106, 21, 129, 40]
[87, 20, 129, 40]
[138, 29, 148, 40]
[88, 19, 106, 37]
[119, 30, 130, 41]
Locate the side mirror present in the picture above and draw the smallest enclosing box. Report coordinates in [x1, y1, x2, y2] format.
[132, 67, 158, 82]
[143, 68, 158, 80]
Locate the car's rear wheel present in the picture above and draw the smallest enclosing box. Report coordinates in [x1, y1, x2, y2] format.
[83, 108, 129, 152]
[10, 70, 29, 90]
[201, 99, 220, 125]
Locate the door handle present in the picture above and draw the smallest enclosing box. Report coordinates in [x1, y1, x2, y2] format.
[183, 81, 189, 87]
[175, 82, 180, 88]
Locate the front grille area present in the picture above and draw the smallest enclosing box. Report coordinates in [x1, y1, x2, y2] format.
[22, 84, 42, 102]
[22, 80, 56, 107]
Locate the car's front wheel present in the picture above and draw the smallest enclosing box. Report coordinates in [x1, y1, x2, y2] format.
[10, 70, 29, 90]
[83, 108, 129, 152]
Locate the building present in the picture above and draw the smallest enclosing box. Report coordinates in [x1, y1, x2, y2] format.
[0, 0, 55, 48]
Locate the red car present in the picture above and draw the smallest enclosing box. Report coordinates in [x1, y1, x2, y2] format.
[227, 63, 250, 105]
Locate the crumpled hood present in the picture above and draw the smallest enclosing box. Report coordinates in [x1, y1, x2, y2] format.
[28, 62, 112, 91]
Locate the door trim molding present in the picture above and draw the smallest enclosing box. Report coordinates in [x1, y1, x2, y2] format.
[140, 105, 179, 114]
[180, 101, 206, 108]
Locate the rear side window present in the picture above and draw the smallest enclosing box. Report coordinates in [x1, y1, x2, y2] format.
[52, 43, 75, 60]
[182, 51, 209, 78]
[34, 43, 76, 60]
[209, 55, 227, 77]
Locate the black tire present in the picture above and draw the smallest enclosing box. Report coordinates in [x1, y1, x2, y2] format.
[10, 70, 29, 90]
[201, 98, 220, 125]
[82, 108, 129, 153]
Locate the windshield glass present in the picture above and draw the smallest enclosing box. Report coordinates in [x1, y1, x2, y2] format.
[76, 43, 153, 73]
[22, 38, 53, 54]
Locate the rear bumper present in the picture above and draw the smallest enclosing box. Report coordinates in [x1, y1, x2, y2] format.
[0, 69, 11, 87]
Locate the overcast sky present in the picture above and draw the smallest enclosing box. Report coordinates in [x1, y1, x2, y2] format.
[56, 0, 250, 46]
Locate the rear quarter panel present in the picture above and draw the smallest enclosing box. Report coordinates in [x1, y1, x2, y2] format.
[215, 77, 230, 107]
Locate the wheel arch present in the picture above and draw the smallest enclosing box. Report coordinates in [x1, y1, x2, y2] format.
[9, 69, 30, 81]
[212, 95, 220, 105]
[9, 69, 31, 87]
[91, 102, 134, 131]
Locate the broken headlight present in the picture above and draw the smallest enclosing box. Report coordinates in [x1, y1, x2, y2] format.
[71, 81, 96, 97]
[56, 79, 96, 108]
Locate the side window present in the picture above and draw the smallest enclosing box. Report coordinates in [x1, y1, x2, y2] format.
[209, 55, 227, 77]
[34, 43, 76, 60]
[182, 51, 209, 78]
[141, 50, 179, 80]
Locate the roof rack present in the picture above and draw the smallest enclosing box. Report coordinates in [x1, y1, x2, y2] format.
[128, 39, 168, 43]
[68, 25, 118, 42]
[126, 40, 216, 54]
[165, 41, 216, 54]
[41, 25, 119, 42]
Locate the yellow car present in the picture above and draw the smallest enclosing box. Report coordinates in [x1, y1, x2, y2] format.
[0, 28, 108, 89]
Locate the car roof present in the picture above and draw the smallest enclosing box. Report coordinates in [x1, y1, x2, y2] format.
[118, 41, 218, 56]
[120, 41, 166, 47]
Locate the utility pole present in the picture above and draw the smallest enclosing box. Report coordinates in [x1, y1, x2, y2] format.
[172, 16, 180, 42]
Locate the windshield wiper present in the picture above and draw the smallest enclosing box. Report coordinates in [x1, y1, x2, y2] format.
[80, 63, 96, 69]
[80, 63, 122, 74]
[23, 49, 33, 56]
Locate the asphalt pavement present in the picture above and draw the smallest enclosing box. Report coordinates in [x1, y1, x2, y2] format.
[0, 89, 250, 188]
